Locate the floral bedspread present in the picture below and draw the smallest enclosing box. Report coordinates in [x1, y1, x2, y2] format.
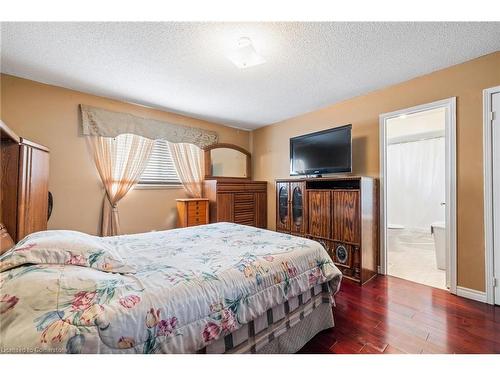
[0, 223, 342, 354]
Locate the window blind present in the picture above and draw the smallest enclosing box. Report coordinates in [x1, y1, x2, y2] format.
[139, 139, 180, 185]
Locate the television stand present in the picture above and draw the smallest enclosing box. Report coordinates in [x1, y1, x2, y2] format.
[275, 176, 379, 285]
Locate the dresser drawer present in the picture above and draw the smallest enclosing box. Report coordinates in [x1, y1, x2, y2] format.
[187, 212, 208, 226]
[187, 200, 207, 211]
[187, 201, 207, 216]
[216, 182, 267, 193]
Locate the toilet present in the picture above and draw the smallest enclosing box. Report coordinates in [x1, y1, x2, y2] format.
[387, 223, 405, 252]
[431, 222, 446, 270]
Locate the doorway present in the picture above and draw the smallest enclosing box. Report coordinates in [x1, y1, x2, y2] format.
[484, 86, 500, 305]
[380, 98, 457, 293]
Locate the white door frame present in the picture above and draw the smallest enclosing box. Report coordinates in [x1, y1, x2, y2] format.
[379, 98, 457, 294]
[483, 85, 500, 305]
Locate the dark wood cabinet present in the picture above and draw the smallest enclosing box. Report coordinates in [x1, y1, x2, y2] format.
[203, 179, 267, 229]
[16, 139, 50, 241]
[255, 191, 267, 229]
[307, 190, 331, 239]
[1, 121, 50, 243]
[332, 190, 360, 244]
[276, 181, 306, 235]
[276, 177, 378, 285]
[290, 182, 305, 235]
[1, 131, 20, 241]
[215, 193, 234, 222]
[276, 182, 290, 232]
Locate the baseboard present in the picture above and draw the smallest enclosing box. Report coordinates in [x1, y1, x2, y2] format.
[456, 286, 487, 303]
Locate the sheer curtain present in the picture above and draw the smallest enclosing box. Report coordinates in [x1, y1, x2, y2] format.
[81, 105, 218, 236]
[387, 137, 445, 232]
[86, 134, 154, 236]
[168, 142, 203, 198]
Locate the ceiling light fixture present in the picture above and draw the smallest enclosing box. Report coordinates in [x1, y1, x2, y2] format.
[226, 37, 266, 69]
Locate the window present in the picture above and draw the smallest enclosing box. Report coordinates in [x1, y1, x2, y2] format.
[138, 139, 181, 186]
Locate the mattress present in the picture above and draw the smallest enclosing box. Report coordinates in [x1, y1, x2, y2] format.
[0, 223, 342, 354]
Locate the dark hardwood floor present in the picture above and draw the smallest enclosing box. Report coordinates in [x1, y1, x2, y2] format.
[299, 275, 500, 354]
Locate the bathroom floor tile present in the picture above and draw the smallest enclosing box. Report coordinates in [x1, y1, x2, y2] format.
[387, 230, 447, 290]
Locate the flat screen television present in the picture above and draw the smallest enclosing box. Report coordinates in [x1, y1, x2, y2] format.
[290, 124, 352, 176]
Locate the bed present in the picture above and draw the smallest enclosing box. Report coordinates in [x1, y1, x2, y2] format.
[0, 222, 342, 354]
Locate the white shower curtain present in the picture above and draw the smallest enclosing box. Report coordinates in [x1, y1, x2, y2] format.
[387, 137, 445, 232]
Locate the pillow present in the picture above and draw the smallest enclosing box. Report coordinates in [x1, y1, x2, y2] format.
[0, 230, 135, 274]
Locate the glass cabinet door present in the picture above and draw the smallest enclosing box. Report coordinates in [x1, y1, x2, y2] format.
[291, 186, 303, 227]
[278, 186, 289, 225]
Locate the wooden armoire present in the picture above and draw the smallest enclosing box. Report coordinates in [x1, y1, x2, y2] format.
[1, 121, 50, 242]
[276, 176, 378, 284]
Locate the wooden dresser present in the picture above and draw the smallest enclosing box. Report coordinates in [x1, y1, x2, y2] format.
[176, 198, 209, 228]
[1, 121, 50, 242]
[276, 177, 378, 284]
[203, 179, 267, 228]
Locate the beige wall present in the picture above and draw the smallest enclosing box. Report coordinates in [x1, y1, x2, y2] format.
[0, 74, 250, 235]
[251, 52, 500, 292]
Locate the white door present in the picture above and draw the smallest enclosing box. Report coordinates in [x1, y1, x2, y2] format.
[492, 92, 500, 304]
[379, 97, 456, 293]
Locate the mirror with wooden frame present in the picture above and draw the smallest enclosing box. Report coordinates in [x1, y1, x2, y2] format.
[203, 143, 251, 179]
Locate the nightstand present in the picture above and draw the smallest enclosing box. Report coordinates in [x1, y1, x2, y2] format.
[176, 198, 210, 228]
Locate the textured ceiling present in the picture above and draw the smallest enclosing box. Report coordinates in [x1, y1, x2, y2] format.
[1, 22, 499, 130]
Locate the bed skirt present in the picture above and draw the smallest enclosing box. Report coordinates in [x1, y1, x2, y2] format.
[201, 282, 335, 354]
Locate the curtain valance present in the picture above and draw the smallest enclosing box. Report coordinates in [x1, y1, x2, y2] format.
[80, 104, 218, 148]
